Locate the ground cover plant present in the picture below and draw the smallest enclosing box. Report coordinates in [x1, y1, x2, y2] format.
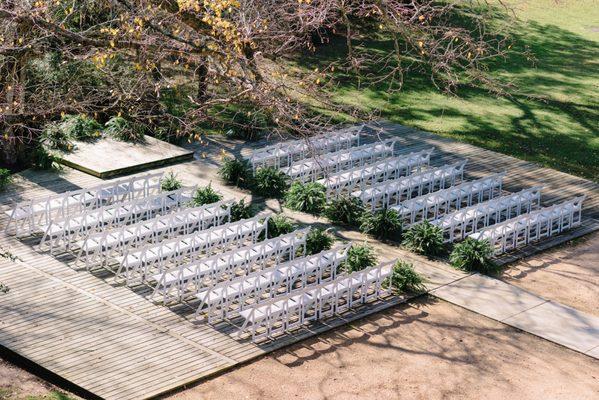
[285, 182, 327, 215]
[229, 198, 257, 222]
[160, 172, 182, 192]
[104, 116, 146, 142]
[324, 195, 364, 226]
[387, 260, 426, 294]
[403, 221, 445, 256]
[360, 208, 402, 241]
[219, 157, 253, 188]
[267, 214, 296, 239]
[253, 167, 289, 198]
[192, 184, 222, 207]
[305, 228, 334, 255]
[0, 169, 12, 191]
[343, 243, 377, 273]
[450, 237, 497, 274]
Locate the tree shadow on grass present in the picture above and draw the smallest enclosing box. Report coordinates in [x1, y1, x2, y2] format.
[296, 10, 599, 180]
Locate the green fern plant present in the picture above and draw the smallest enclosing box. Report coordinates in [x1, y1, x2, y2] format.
[403, 221, 445, 256]
[192, 184, 223, 206]
[253, 167, 289, 198]
[229, 198, 257, 222]
[105, 116, 145, 142]
[60, 114, 102, 141]
[387, 260, 426, 294]
[305, 228, 334, 255]
[31, 146, 61, 170]
[285, 182, 326, 215]
[450, 238, 497, 274]
[219, 157, 252, 188]
[160, 171, 182, 192]
[360, 207, 402, 241]
[324, 195, 364, 226]
[40, 122, 74, 151]
[343, 243, 377, 273]
[0, 169, 12, 191]
[267, 214, 296, 238]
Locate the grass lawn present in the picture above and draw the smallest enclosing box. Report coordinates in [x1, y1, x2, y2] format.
[305, 0, 599, 181]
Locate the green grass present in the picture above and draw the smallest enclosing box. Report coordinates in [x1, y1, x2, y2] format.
[24, 392, 74, 400]
[304, 0, 599, 180]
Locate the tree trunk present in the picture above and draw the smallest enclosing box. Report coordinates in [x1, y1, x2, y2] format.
[195, 63, 208, 101]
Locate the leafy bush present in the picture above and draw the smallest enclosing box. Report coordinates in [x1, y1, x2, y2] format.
[230, 198, 257, 222]
[160, 171, 182, 192]
[450, 238, 497, 274]
[360, 207, 402, 241]
[285, 182, 326, 215]
[104, 116, 145, 142]
[324, 195, 364, 226]
[267, 214, 296, 238]
[343, 243, 377, 273]
[0, 169, 12, 191]
[40, 123, 74, 151]
[39, 114, 102, 151]
[192, 184, 223, 206]
[403, 221, 445, 256]
[219, 157, 252, 188]
[59, 114, 102, 141]
[387, 260, 426, 294]
[253, 167, 289, 198]
[31, 146, 61, 170]
[305, 228, 334, 255]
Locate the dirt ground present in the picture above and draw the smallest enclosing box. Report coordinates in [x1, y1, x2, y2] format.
[501, 232, 599, 316]
[0, 357, 76, 400]
[167, 297, 599, 400]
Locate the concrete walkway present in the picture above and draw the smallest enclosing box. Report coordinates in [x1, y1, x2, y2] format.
[431, 274, 599, 358]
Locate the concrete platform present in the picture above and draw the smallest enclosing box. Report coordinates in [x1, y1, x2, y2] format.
[432, 274, 599, 358]
[57, 136, 193, 178]
[504, 301, 599, 355]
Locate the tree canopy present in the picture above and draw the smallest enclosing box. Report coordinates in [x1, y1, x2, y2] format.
[0, 0, 514, 164]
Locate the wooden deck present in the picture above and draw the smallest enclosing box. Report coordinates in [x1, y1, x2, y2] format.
[0, 123, 597, 400]
[57, 135, 194, 178]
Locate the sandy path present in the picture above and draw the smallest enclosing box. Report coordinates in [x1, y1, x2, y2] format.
[167, 298, 599, 400]
[501, 232, 599, 316]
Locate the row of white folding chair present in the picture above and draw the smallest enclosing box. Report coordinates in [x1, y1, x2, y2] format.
[115, 214, 271, 285]
[319, 148, 434, 197]
[151, 229, 310, 304]
[38, 187, 197, 253]
[250, 125, 363, 171]
[353, 161, 467, 211]
[281, 139, 398, 183]
[238, 260, 394, 341]
[469, 196, 584, 255]
[392, 172, 505, 227]
[4, 172, 164, 236]
[196, 245, 350, 323]
[432, 186, 543, 243]
[76, 199, 234, 268]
